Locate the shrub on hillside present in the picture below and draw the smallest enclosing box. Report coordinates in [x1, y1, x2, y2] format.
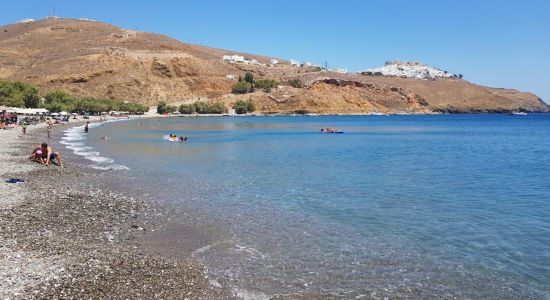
[232, 81, 251, 94]
[287, 79, 303, 88]
[255, 79, 277, 92]
[244, 72, 254, 84]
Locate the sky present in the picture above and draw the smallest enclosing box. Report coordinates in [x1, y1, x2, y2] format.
[1, 0, 549, 102]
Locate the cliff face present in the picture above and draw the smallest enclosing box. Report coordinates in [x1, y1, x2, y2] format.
[1, 18, 548, 113]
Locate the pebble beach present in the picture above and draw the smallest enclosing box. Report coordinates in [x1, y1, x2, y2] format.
[0, 123, 233, 299]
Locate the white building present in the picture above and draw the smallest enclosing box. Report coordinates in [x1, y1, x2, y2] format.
[222, 55, 263, 65]
[16, 18, 35, 23]
[270, 59, 279, 65]
[333, 68, 348, 74]
[304, 62, 322, 68]
[223, 55, 246, 63]
[289, 59, 300, 66]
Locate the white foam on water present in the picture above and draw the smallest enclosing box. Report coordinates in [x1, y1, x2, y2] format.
[231, 244, 266, 260]
[85, 156, 114, 164]
[61, 124, 129, 172]
[89, 164, 130, 171]
[233, 288, 270, 300]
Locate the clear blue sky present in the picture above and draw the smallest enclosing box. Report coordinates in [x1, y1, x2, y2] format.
[1, 0, 549, 102]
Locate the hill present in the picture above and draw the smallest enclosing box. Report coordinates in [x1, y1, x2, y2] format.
[1, 18, 548, 114]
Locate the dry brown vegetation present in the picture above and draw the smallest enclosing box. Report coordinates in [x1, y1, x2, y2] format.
[1, 18, 547, 113]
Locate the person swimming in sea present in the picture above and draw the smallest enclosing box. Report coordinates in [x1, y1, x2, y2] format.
[179, 136, 187, 142]
[321, 127, 336, 133]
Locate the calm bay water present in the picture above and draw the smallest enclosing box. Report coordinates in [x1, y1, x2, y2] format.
[62, 115, 550, 299]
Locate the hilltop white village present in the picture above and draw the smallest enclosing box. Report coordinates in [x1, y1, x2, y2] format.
[222, 54, 458, 80]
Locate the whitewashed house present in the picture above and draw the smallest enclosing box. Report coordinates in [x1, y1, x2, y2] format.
[223, 55, 246, 63]
[16, 18, 35, 23]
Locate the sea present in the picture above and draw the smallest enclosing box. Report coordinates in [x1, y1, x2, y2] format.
[59, 114, 550, 299]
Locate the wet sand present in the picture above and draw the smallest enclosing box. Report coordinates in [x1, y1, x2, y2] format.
[0, 124, 235, 299]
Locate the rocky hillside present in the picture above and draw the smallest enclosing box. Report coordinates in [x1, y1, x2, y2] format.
[1, 18, 548, 114]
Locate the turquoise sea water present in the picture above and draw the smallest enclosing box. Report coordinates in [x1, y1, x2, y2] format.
[62, 115, 550, 298]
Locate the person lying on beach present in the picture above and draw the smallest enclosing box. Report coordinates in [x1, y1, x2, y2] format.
[31, 143, 63, 168]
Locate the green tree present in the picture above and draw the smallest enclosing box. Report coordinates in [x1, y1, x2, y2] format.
[0, 80, 40, 108]
[44, 90, 77, 112]
[157, 101, 175, 114]
[233, 99, 255, 114]
[179, 102, 225, 114]
[0, 81, 24, 107]
[178, 104, 196, 114]
[209, 102, 225, 114]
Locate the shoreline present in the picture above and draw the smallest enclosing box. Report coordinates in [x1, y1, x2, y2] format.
[3, 115, 549, 299]
[0, 124, 233, 298]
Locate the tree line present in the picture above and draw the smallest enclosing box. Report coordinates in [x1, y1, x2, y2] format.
[231, 72, 304, 94]
[157, 99, 255, 115]
[0, 80, 148, 114]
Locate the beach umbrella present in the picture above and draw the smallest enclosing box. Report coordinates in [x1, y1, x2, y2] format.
[50, 112, 60, 116]
[59, 111, 68, 116]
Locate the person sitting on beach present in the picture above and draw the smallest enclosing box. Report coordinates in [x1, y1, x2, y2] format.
[30, 148, 44, 163]
[31, 143, 63, 168]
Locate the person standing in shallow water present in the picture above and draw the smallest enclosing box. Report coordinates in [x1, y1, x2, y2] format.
[84, 122, 89, 133]
[47, 123, 52, 139]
